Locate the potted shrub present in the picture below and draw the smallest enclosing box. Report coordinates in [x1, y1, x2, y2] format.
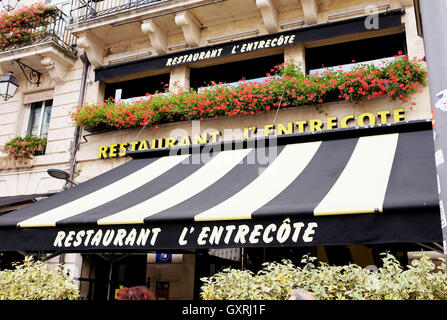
[0, 256, 80, 300]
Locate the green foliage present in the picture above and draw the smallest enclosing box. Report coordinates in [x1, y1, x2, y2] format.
[2, 135, 47, 159]
[200, 253, 447, 300]
[0, 257, 80, 300]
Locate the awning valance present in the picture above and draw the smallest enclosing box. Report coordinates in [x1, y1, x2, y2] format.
[0, 121, 441, 252]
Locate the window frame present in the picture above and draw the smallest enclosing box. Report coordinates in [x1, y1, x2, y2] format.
[25, 99, 53, 139]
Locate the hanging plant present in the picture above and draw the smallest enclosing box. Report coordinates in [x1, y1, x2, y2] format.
[72, 54, 427, 131]
[2, 135, 47, 159]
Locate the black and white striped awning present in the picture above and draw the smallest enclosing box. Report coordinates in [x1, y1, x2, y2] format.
[0, 121, 442, 252]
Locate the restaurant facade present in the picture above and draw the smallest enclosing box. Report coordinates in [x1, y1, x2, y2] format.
[0, 0, 443, 300]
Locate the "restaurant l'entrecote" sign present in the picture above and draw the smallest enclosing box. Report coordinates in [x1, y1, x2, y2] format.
[97, 108, 405, 159]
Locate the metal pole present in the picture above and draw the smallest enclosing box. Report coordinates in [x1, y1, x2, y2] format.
[418, 0, 447, 260]
[241, 248, 246, 270]
[67, 52, 90, 189]
[58, 53, 90, 266]
[107, 258, 113, 301]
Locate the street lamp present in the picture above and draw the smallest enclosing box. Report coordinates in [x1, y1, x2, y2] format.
[0, 71, 19, 101]
[0, 60, 41, 101]
[47, 169, 78, 186]
[2, 0, 20, 11]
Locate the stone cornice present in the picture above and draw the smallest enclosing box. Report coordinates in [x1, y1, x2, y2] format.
[0, 156, 33, 170]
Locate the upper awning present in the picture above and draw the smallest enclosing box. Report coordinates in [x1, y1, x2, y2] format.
[0, 121, 441, 252]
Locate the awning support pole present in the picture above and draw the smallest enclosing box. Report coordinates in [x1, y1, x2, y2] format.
[107, 259, 113, 301]
[416, 242, 444, 255]
[96, 253, 131, 300]
[40, 251, 64, 262]
[241, 248, 246, 270]
[17, 251, 28, 257]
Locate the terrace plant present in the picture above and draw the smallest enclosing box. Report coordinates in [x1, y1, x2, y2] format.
[72, 54, 427, 131]
[0, 257, 80, 300]
[200, 253, 447, 300]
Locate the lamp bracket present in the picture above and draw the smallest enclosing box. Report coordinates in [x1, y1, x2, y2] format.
[15, 59, 41, 86]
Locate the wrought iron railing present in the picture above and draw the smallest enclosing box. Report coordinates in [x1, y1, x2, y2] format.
[0, 7, 77, 56]
[70, 0, 163, 22]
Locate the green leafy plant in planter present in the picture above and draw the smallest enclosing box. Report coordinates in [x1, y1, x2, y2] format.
[200, 253, 447, 300]
[0, 256, 80, 300]
[2, 135, 47, 159]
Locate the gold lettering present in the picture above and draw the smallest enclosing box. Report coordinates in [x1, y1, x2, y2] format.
[109, 144, 119, 158]
[295, 121, 307, 133]
[264, 124, 274, 136]
[377, 110, 390, 124]
[151, 139, 157, 149]
[165, 137, 177, 148]
[119, 143, 128, 157]
[98, 145, 109, 159]
[309, 119, 323, 132]
[138, 140, 149, 151]
[341, 114, 354, 128]
[179, 135, 192, 146]
[358, 113, 376, 126]
[393, 108, 405, 122]
[278, 122, 293, 135]
[193, 133, 208, 145]
[129, 141, 139, 151]
[326, 117, 338, 130]
[243, 127, 250, 139]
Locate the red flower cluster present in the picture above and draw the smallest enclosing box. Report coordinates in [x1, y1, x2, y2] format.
[338, 54, 426, 104]
[72, 55, 427, 131]
[0, 4, 56, 50]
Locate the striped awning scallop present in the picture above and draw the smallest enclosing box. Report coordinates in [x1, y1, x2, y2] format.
[0, 121, 441, 252]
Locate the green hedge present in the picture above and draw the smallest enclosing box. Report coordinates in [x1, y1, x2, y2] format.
[0, 257, 80, 300]
[200, 253, 447, 300]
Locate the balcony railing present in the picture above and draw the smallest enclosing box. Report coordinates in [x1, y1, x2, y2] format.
[70, 0, 163, 22]
[0, 8, 77, 57]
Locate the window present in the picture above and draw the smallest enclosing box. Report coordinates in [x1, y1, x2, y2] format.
[190, 54, 284, 90]
[26, 100, 53, 139]
[104, 73, 170, 101]
[305, 33, 407, 74]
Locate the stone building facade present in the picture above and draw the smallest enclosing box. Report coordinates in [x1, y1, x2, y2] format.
[0, 0, 437, 299]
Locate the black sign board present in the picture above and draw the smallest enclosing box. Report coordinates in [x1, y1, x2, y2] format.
[0, 210, 441, 252]
[95, 9, 404, 82]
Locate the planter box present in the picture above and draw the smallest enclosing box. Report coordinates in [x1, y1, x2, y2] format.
[83, 124, 117, 134]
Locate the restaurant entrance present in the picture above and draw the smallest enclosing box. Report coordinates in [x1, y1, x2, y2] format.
[80, 254, 147, 300]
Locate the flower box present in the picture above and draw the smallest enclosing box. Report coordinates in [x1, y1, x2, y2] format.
[72, 55, 427, 131]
